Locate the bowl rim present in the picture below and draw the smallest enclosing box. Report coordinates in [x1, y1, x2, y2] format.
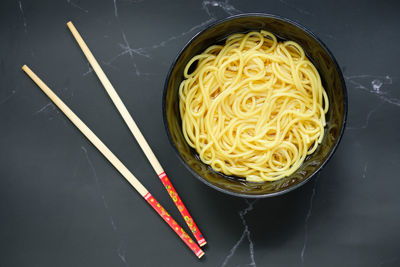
[162, 13, 348, 198]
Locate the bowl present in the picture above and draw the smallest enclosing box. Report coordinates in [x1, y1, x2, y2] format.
[162, 13, 347, 198]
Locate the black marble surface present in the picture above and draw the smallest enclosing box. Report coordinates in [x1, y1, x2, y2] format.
[1, 0, 399, 266]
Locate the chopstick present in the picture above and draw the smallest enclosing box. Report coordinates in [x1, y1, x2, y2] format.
[22, 65, 204, 259]
[66, 21, 206, 247]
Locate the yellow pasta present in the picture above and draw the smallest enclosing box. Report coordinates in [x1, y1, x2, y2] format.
[179, 30, 329, 182]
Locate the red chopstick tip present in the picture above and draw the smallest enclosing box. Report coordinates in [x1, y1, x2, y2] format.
[199, 239, 207, 247]
[196, 250, 205, 259]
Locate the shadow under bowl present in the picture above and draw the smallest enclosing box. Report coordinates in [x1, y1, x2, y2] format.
[162, 13, 347, 198]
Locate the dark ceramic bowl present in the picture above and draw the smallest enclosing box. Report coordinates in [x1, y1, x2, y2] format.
[162, 14, 347, 198]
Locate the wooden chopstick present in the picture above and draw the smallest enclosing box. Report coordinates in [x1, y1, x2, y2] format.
[66, 21, 206, 247]
[22, 65, 204, 259]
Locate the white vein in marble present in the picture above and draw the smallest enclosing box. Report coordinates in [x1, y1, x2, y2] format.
[347, 102, 383, 130]
[81, 146, 117, 231]
[154, 0, 241, 50]
[141, 0, 242, 51]
[113, 0, 119, 18]
[81, 146, 132, 266]
[103, 0, 241, 72]
[150, 18, 216, 49]
[18, 0, 28, 33]
[202, 0, 242, 17]
[82, 62, 94, 76]
[345, 75, 399, 107]
[112, 0, 241, 56]
[0, 90, 16, 105]
[33, 88, 73, 115]
[221, 199, 258, 267]
[117, 241, 129, 267]
[120, 31, 151, 58]
[300, 175, 319, 265]
[104, 30, 153, 76]
[33, 102, 55, 115]
[66, 0, 89, 13]
[278, 0, 313, 16]
[324, 33, 336, 39]
[362, 162, 368, 179]
[101, 59, 119, 71]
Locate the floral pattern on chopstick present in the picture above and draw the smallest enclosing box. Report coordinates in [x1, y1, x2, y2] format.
[158, 172, 207, 246]
[144, 192, 204, 258]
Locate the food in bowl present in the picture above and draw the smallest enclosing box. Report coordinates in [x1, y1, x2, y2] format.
[163, 14, 347, 197]
[179, 30, 328, 182]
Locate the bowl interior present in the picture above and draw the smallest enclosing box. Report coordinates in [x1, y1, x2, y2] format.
[163, 14, 347, 198]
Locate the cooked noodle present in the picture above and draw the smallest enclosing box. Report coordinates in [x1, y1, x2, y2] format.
[179, 30, 328, 182]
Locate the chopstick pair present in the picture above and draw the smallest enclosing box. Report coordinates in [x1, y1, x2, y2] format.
[66, 22, 206, 247]
[22, 21, 205, 258]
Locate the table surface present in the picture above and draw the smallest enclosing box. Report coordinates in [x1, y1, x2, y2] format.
[1, 0, 400, 266]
